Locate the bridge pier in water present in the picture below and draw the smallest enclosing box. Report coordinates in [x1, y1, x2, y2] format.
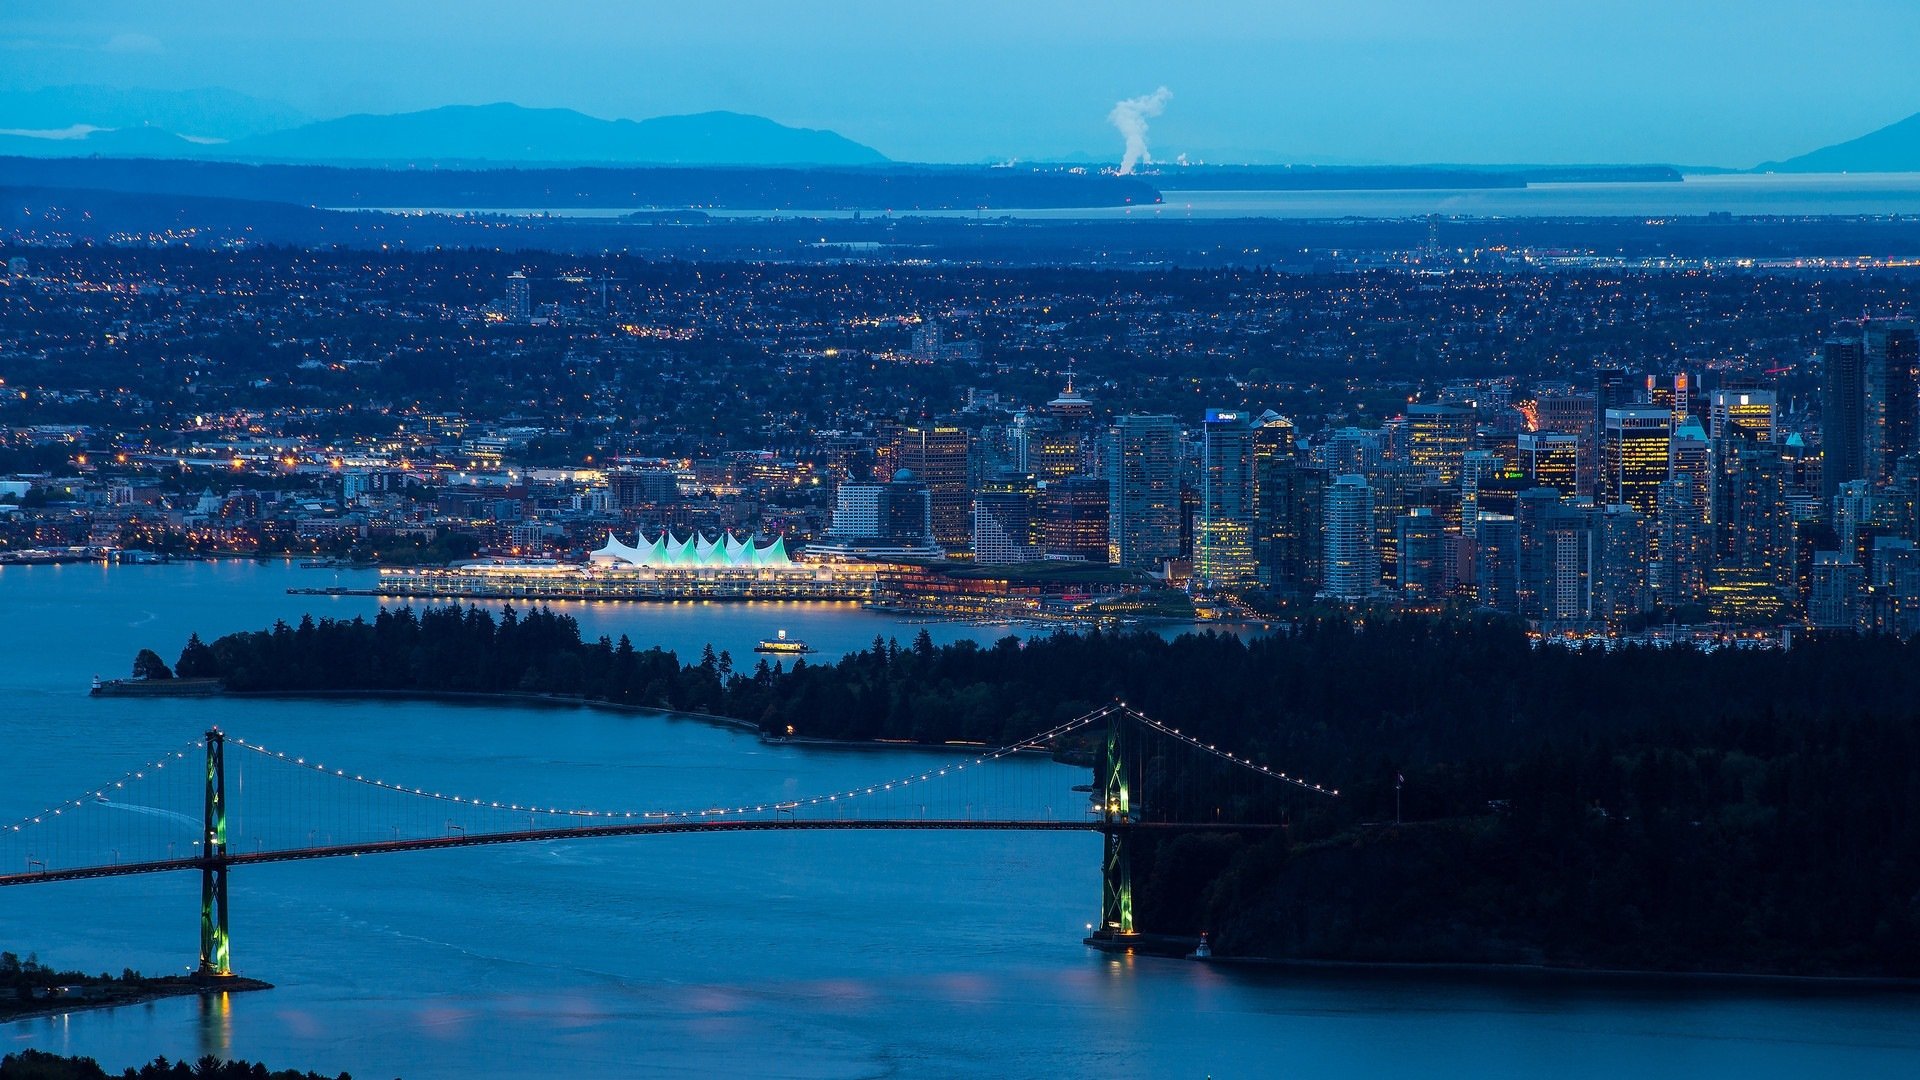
[198, 728, 232, 979]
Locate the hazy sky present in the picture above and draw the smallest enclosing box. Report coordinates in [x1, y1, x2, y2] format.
[6, 1, 1920, 166]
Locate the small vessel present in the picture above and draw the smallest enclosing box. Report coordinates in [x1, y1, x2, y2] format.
[1190, 932, 1213, 960]
[754, 629, 813, 655]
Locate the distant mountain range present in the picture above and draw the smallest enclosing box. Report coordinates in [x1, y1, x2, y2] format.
[0, 98, 887, 167]
[1761, 111, 1920, 173]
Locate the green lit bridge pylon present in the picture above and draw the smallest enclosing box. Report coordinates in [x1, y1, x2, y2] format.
[199, 728, 231, 978]
[1097, 708, 1136, 939]
[0, 705, 1339, 974]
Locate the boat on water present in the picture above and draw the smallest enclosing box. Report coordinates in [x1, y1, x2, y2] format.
[754, 629, 813, 655]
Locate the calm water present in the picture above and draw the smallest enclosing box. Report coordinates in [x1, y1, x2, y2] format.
[2, 561, 1917, 1078]
[352, 173, 1920, 221]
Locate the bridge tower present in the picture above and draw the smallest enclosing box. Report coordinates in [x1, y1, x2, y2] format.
[1096, 709, 1137, 938]
[198, 728, 232, 978]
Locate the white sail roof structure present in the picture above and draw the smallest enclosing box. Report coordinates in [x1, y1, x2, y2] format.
[590, 530, 795, 570]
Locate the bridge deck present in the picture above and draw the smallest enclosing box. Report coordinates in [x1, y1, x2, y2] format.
[0, 818, 1275, 887]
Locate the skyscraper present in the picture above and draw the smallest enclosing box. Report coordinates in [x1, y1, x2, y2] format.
[887, 425, 971, 550]
[1397, 507, 1447, 600]
[1709, 388, 1778, 444]
[1041, 476, 1109, 561]
[972, 472, 1040, 565]
[1646, 372, 1691, 422]
[1104, 414, 1181, 571]
[1602, 407, 1672, 515]
[505, 271, 531, 321]
[1822, 332, 1867, 500]
[1407, 403, 1476, 485]
[1518, 432, 1580, 491]
[1321, 474, 1378, 601]
[1864, 320, 1918, 485]
[1196, 409, 1257, 585]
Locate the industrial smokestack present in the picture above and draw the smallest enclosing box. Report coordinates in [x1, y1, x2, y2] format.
[1108, 86, 1171, 175]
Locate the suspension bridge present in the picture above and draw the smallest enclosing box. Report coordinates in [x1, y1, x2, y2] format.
[0, 703, 1336, 977]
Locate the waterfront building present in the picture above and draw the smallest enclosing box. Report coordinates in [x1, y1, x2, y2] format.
[885, 425, 971, 551]
[817, 474, 943, 559]
[972, 472, 1041, 565]
[1320, 474, 1377, 601]
[1602, 407, 1672, 516]
[1041, 476, 1109, 562]
[1104, 414, 1181, 571]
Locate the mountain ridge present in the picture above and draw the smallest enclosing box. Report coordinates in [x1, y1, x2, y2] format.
[1760, 111, 1920, 172]
[0, 101, 887, 167]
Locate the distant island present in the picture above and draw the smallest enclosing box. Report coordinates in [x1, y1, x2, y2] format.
[132, 608, 1920, 980]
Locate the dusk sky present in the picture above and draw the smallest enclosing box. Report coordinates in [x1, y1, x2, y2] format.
[6, 1, 1920, 166]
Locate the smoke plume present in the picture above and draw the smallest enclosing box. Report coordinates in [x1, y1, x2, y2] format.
[1108, 86, 1171, 175]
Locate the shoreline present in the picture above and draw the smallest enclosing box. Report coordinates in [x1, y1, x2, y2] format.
[225, 688, 1059, 755]
[1195, 954, 1920, 993]
[0, 976, 273, 1026]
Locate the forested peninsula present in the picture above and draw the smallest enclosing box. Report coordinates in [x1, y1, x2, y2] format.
[138, 606, 1920, 978]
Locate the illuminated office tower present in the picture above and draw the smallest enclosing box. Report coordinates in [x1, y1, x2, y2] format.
[1041, 476, 1109, 562]
[1196, 409, 1257, 585]
[1646, 372, 1691, 421]
[1407, 403, 1476, 485]
[1709, 388, 1778, 444]
[1864, 321, 1918, 485]
[1365, 463, 1428, 590]
[1518, 432, 1580, 490]
[887, 424, 972, 550]
[1104, 414, 1181, 570]
[1321, 475, 1378, 601]
[1535, 393, 1599, 491]
[1712, 448, 1796, 619]
[1602, 407, 1672, 515]
[1822, 332, 1867, 500]
[971, 472, 1041, 565]
[1396, 507, 1447, 600]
